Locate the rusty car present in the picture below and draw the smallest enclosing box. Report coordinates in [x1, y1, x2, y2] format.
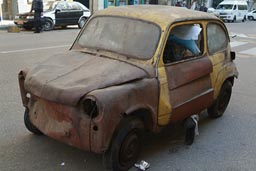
[18, 5, 238, 171]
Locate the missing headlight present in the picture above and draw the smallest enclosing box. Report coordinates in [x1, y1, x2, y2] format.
[83, 99, 98, 118]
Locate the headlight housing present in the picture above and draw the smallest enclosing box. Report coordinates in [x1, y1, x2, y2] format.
[81, 98, 99, 119]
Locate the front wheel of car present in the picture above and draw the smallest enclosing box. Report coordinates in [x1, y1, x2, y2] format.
[232, 16, 236, 23]
[103, 117, 144, 171]
[242, 16, 246, 22]
[24, 108, 43, 135]
[248, 16, 253, 21]
[78, 17, 87, 29]
[43, 18, 54, 31]
[207, 81, 232, 118]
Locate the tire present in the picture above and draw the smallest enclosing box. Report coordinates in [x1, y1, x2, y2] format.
[24, 108, 43, 135]
[242, 16, 246, 22]
[23, 26, 33, 30]
[103, 117, 144, 171]
[43, 18, 54, 31]
[232, 16, 236, 23]
[207, 81, 232, 118]
[248, 16, 253, 21]
[78, 17, 87, 29]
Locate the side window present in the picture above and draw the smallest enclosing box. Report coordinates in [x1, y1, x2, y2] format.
[56, 2, 69, 11]
[70, 2, 82, 10]
[207, 23, 228, 55]
[163, 24, 203, 64]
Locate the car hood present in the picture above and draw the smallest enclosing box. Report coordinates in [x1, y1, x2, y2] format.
[24, 51, 154, 106]
[17, 12, 33, 17]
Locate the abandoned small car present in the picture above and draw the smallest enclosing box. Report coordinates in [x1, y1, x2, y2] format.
[18, 5, 238, 171]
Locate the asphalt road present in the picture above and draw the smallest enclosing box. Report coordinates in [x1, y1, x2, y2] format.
[0, 21, 256, 171]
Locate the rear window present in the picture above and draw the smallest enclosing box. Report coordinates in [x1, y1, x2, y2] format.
[77, 16, 161, 60]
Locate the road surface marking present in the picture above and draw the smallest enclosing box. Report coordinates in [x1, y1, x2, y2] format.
[239, 47, 256, 56]
[230, 41, 248, 48]
[0, 45, 70, 54]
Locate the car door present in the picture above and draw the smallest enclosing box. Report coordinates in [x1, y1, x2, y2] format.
[159, 22, 214, 124]
[67, 2, 84, 25]
[55, 2, 70, 25]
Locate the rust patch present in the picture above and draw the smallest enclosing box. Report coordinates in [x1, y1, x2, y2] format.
[28, 96, 91, 152]
[170, 90, 214, 122]
[166, 57, 213, 90]
[165, 57, 214, 122]
[18, 70, 29, 107]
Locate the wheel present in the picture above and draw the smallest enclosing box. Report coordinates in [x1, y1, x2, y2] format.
[248, 16, 253, 21]
[207, 81, 232, 118]
[78, 17, 87, 29]
[43, 18, 54, 31]
[24, 108, 43, 135]
[103, 117, 144, 171]
[242, 16, 246, 22]
[23, 26, 33, 30]
[232, 16, 236, 23]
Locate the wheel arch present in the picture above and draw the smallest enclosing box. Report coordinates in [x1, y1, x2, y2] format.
[125, 108, 155, 132]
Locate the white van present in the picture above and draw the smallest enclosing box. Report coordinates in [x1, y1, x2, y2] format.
[216, 0, 248, 22]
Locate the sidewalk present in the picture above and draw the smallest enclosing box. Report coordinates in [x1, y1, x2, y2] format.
[0, 20, 15, 30]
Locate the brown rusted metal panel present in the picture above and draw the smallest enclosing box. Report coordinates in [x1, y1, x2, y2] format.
[24, 51, 154, 106]
[85, 79, 159, 152]
[28, 96, 91, 151]
[165, 57, 214, 122]
[170, 90, 214, 122]
[18, 70, 29, 107]
[169, 76, 213, 108]
[166, 57, 213, 90]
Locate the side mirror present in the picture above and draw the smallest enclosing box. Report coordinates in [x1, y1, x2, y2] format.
[231, 51, 236, 61]
[55, 9, 61, 13]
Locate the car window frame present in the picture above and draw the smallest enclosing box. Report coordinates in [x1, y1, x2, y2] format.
[161, 21, 205, 65]
[206, 21, 229, 55]
[72, 15, 162, 61]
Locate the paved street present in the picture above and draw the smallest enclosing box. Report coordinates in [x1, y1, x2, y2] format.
[0, 21, 256, 171]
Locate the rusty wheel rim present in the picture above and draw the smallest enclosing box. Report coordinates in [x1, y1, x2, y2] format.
[119, 131, 140, 167]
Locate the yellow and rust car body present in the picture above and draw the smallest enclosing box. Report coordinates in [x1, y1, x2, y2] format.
[19, 5, 238, 156]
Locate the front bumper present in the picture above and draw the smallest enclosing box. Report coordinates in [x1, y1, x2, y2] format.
[14, 19, 34, 27]
[219, 15, 233, 21]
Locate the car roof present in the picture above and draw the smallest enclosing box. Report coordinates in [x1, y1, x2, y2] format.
[94, 5, 219, 28]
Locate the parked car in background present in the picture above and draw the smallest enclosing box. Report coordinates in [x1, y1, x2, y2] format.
[14, 1, 90, 31]
[18, 5, 238, 171]
[207, 7, 220, 17]
[215, 0, 248, 22]
[247, 10, 256, 20]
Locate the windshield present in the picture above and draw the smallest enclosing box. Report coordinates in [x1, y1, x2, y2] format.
[76, 16, 161, 60]
[216, 4, 233, 10]
[44, 1, 58, 11]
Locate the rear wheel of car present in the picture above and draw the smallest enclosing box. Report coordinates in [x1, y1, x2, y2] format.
[248, 16, 253, 21]
[43, 18, 54, 31]
[24, 108, 43, 135]
[103, 117, 144, 171]
[23, 26, 33, 30]
[78, 17, 87, 29]
[207, 81, 232, 118]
